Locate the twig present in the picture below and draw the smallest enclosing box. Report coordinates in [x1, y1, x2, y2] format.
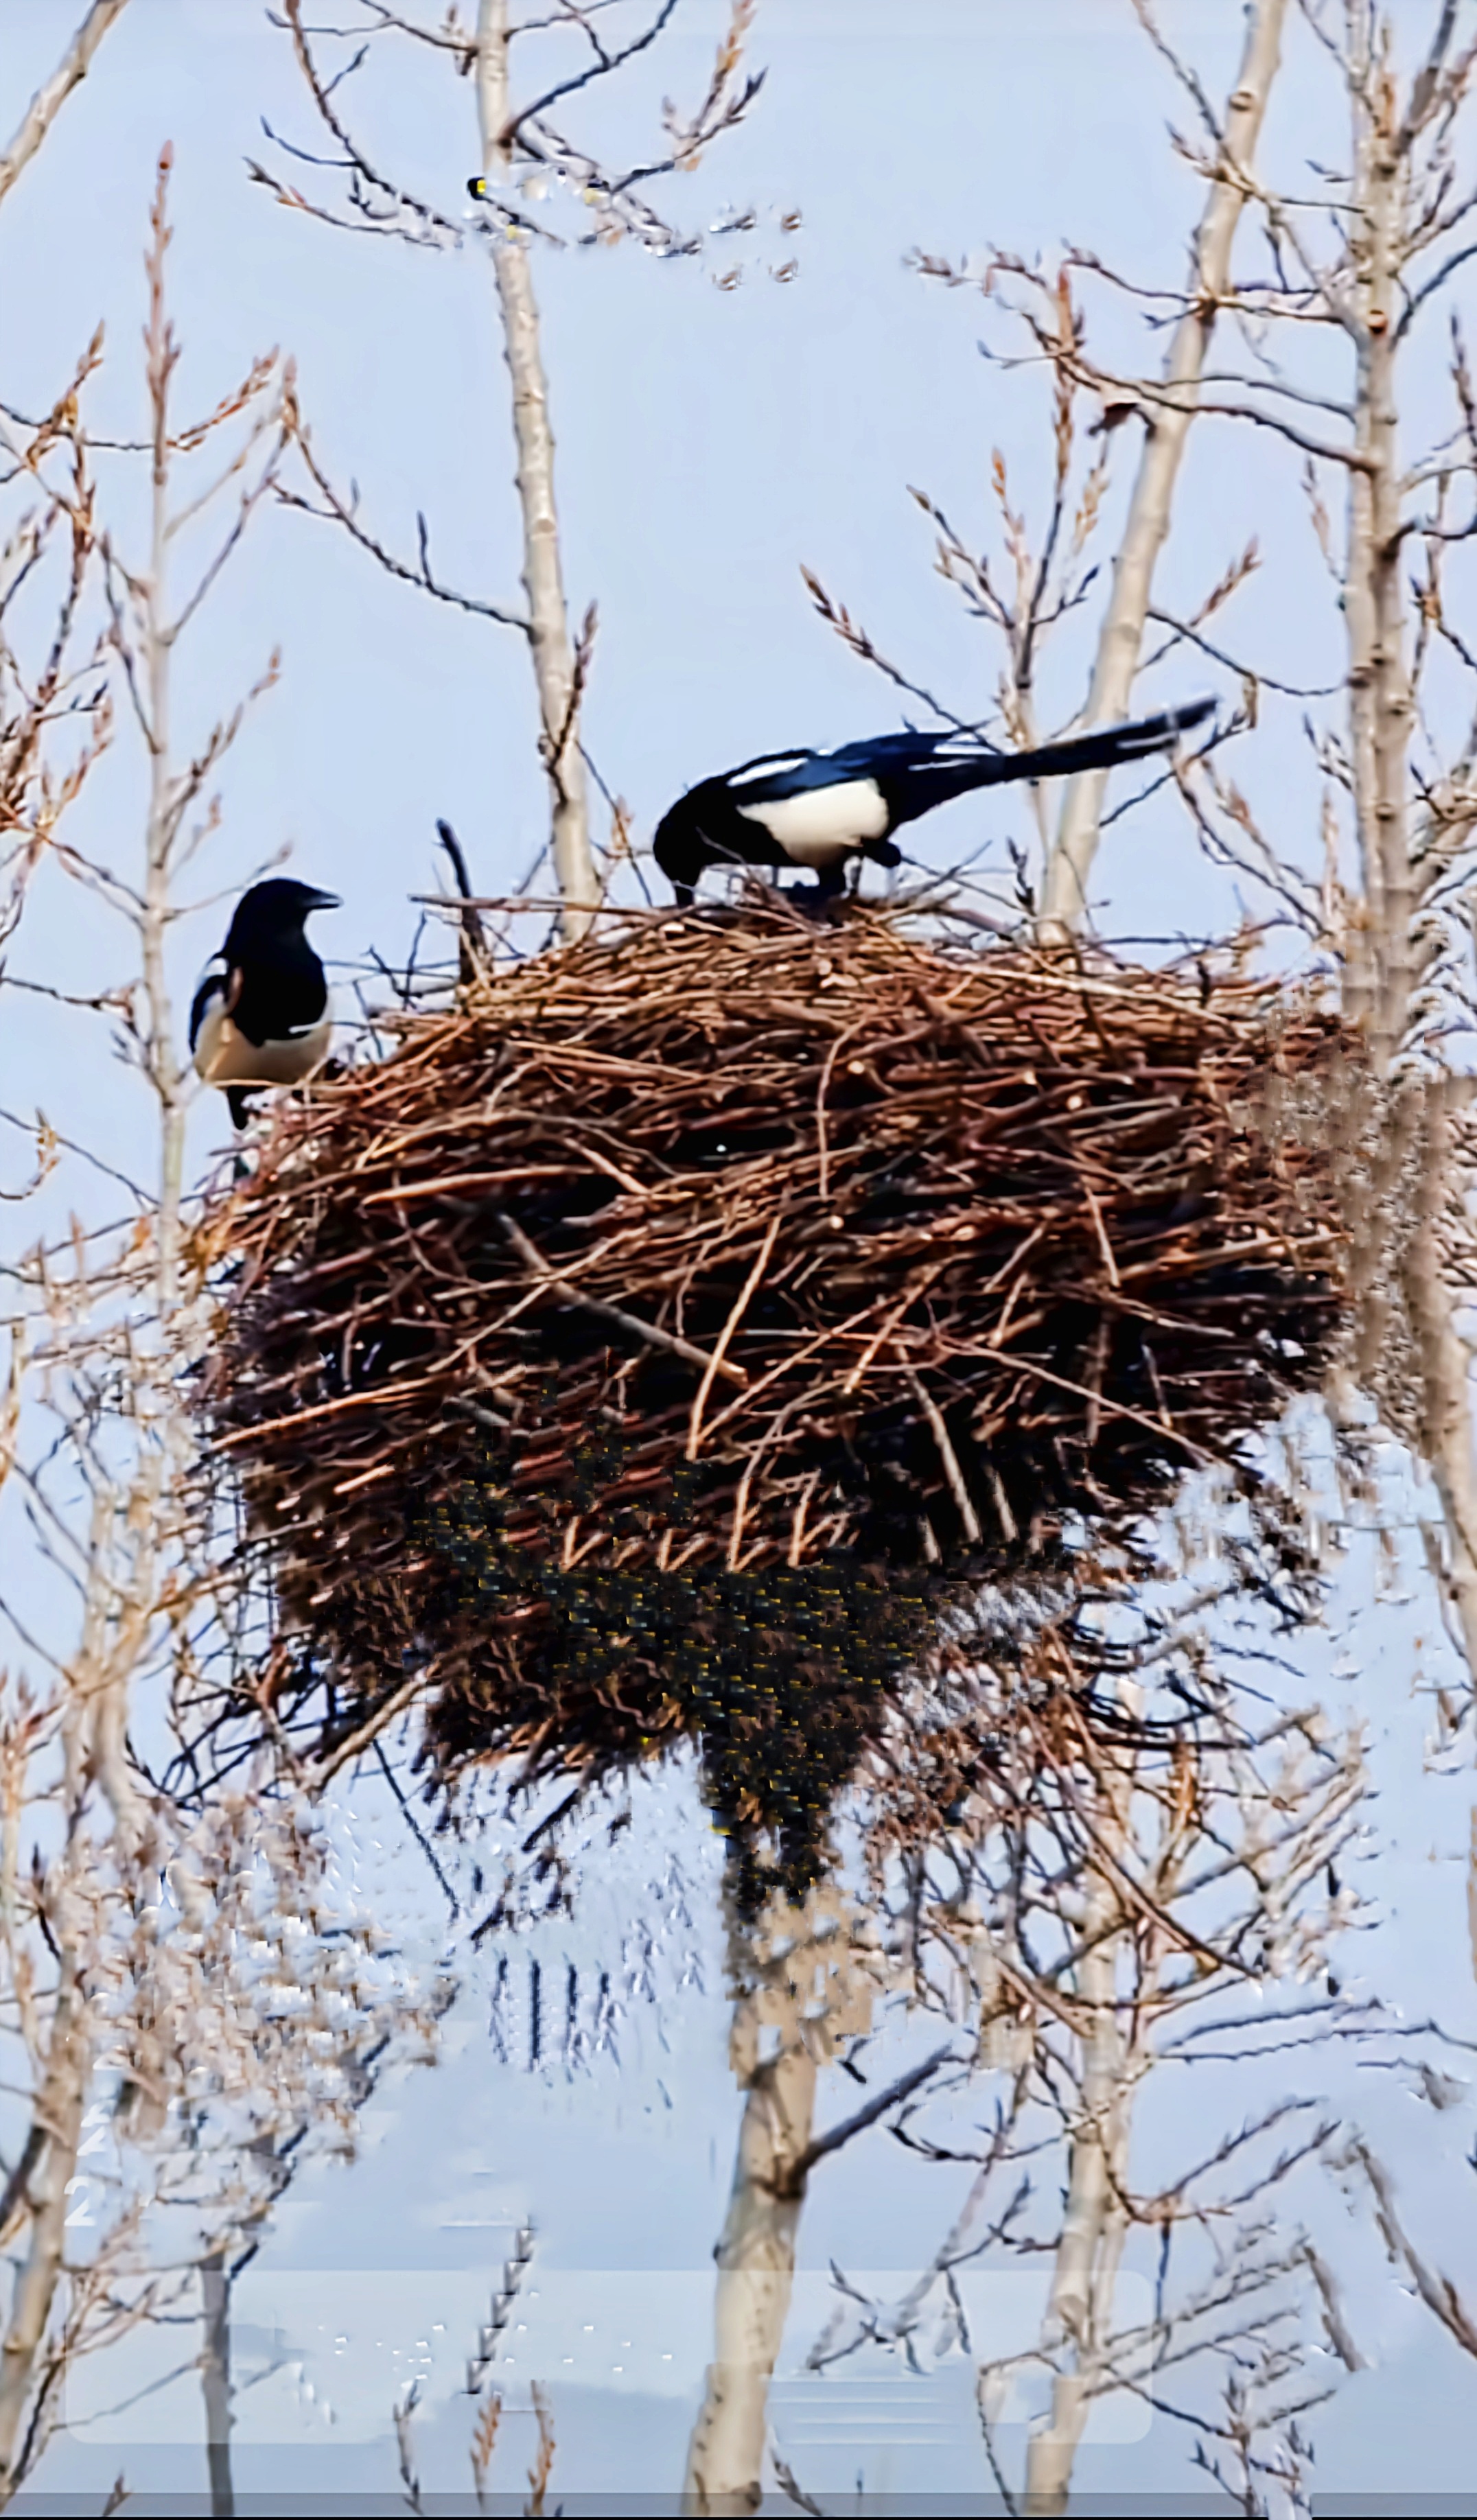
[688, 1215, 780, 1458]
[780, 2044, 958, 2194]
[496, 1211, 747, 1386]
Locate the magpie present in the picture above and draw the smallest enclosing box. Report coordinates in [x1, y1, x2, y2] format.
[189, 878, 338, 1130]
[652, 697, 1216, 907]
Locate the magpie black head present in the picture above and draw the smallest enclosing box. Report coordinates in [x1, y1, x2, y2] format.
[222, 878, 339, 960]
[651, 805, 703, 907]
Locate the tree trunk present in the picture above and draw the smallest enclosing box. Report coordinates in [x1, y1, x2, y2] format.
[1347, 54, 1413, 1075]
[684, 1893, 879, 2515]
[1022, 1878, 1130, 2515]
[1043, 0, 1288, 933]
[1401, 1080, 1477, 1676]
[0, 1955, 89, 2492]
[201, 2248, 235, 2517]
[1021, 1701, 1145, 2517]
[475, 0, 598, 940]
[684, 2020, 815, 2515]
[1338, 52, 1477, 1672]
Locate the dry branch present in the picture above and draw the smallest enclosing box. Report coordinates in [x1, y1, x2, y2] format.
[477, 0, 597, 937]
[0, 2, 132, 214]
[1044, 0, 1290, 929]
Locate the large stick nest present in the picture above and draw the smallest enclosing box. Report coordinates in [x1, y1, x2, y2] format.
[194, 896, 1350, 1880]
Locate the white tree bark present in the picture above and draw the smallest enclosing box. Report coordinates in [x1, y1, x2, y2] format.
[684, 2020, 815, 2515]
[1335, 45, 1477, 1672]
[1401, 1082, 1477, 1679]
[0, 1953, 89, 2488]
[141, 180, 187, 1309]
[1017, 1680, 1148, 2517]
[1022, 1872, 1130, 2515]
[1043, 0, 1288, 933]
[476, 0, 598, 940]
[1345, 42, 1413, 1073]
[0, 1, 131, 213]
[684, 1893, 880, 2515]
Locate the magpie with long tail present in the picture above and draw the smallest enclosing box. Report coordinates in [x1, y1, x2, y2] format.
[652, 697, 1216, 907]
[189, 878, 338, 1131]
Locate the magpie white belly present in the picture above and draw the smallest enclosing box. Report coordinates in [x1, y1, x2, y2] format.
[193, 1002, 332, 1089]
[736, 776, 889, 867]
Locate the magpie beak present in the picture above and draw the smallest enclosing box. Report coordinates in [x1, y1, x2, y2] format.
[651, 698, 1216, 907]
[189, 877, 339, 1132]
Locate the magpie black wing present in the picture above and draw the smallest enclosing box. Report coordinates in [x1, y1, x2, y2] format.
[715, 748, 826, 802]
[820, 730, 1003, 780]
[188, 961, 229, 1056]
[721, 732, 1002, 804]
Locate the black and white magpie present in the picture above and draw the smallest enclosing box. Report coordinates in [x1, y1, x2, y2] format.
[651, 697, 1216, 907]
[189, 878, 338, 1130]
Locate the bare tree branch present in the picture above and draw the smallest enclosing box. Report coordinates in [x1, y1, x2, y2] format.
[476, 0, 598, 938]
[498, 0, 679, 152]
[278, 420, 530, 629]
[0, 1, 132, 215]
[1043, 0, 1290, 931]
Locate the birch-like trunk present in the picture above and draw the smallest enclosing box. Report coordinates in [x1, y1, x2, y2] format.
[0, 1952, 89, 2490]
[141, 196, 185, 1310]
[1019, 1702, 1144, 2517]
[1021, 1872, 1130, 2516]
[684, 2016, 815, 2515]
[475, 0, 598, 940]
[201, 2248, 234, 2517]
[1346, 55, 1413, 1073]
[1042, 0, 1288, 933]
[684, 1893, 879, 2515]
[1338, 60, 1477, 1670]
[1399, 1082, 1477, 1675]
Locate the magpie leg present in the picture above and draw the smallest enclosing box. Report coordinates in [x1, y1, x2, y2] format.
[783, 861, 846, 907]
[801, 863, 849, 918]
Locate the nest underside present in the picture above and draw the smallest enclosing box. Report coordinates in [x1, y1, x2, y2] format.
[196, 898, 1352, 1850]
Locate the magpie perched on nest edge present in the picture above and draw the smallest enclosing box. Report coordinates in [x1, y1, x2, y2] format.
[189, 878, 338, 1131]
[652, 697, 1216, 907]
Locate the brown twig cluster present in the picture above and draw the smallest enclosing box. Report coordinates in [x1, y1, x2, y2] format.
[188, 893, 1350, 1830]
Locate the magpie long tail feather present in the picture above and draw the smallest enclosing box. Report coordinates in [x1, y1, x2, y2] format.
[1016, 695, 1215, 777]
[892, 696, 1215, 825]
